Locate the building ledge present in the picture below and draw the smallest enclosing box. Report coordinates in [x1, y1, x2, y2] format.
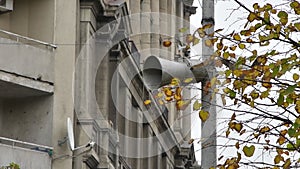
[0, 70, 54, 98]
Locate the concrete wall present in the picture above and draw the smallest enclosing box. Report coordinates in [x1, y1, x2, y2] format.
[0, 0, 54, 42]
[51, 0, 77, 168]
[0, 37, 54, 82]
[0, 96, 53, 146]
[0, 143, 51, 169]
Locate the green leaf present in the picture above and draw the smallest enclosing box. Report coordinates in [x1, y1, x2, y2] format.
[229, 90, 236, 99]
[288, 128, 296, 137]
[278, 11, 288, 18]
[277, 94, 284, 106]
[272, 66, 280, 77]
[243, 145, 255, 157]
[287, 143, 295, 150]
[283, 85, 297, 95]
[290, 1, 300, 8]
[225, 70, 232, 77]
[260, 90, 269, 99]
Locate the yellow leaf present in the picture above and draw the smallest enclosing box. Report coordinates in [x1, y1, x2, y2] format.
[198, 28, 206, 38]
[234, 123, 243, 132]
[203, 23, 213, 29]
[156, 92, 164, 98]
[248, 12, 257, 22]
[176, 87, 182, 96]
[227, 164, 238, 169]
[253, 3, 259, 9]
[186, 34, 194, 44]
[280, 18, 288, 25]
[171, 78, 180, 86]
[199, 110, 210, 122]
[165, 97, 173, 101]
[205, 39, 213, 47]
[144, 100, 151, 105]
[277, 136, 285, 145]
[176, 100, 184, 109]
[217, 42, 223, 50]
[293, 73, 299, 81]
[238, 43, 245, 49]
[233, 34, 241, 41]
[210, 77, 217, 86]
[283, 158, 291, 169]
[174, 94, 182, 101]
[230, 46, 237, 51]
[193, 38, 200, 45]
[295, 23, 300, 31]
[260, 126, 270, 134]
[231, 113, 236, 121]
[262, 82, 272, 89]
[235, 142, 240, 149]
[179, 27, 188, 33]
[184, 77, 194, 83]
[281, 129, 288, 136]
[243, 145, 255, 157]
[240, 129, 246, 135]
[163, 40, 172, 47]
[223, 52, 230, 59]
[253, 133, 259, 139]
[158, 100, 164, 105]
[163, 87, 173, 97]
[193, 100, 202, 111]
[226, 129, 230, 137]
[221, 94, 226, 105]
[274, 155, 283, 164]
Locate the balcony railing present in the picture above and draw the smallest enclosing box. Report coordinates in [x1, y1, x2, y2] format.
[0, 29, 57, 49]
[0, 29, 55, 83]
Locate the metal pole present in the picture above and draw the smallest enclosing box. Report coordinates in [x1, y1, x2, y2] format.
[201, 0, 216, 168]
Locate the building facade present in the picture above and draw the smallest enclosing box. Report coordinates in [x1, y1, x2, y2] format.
[0, 0, 199, 168]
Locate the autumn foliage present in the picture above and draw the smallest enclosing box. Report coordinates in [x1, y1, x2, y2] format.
[187, 0, 300, 168]
[145, 0, 300, 168]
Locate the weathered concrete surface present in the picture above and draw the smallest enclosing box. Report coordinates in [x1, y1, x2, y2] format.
[0, 71, 53, 98]
[0, 143, 51, 169]
[0, 37, 54, 83]
[0, 96, 53, 146]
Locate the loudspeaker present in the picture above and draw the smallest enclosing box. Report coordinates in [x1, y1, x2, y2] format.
[143, 56, 208, 89]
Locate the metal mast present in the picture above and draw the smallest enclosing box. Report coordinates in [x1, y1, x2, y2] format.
[201, 0, 216, 168]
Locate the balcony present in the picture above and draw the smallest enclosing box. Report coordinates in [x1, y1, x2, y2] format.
[0, 137, 52, 169]
[0, 29, 55, 97]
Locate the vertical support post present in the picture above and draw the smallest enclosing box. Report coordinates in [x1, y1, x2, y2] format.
[201, 0, 216, 168]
